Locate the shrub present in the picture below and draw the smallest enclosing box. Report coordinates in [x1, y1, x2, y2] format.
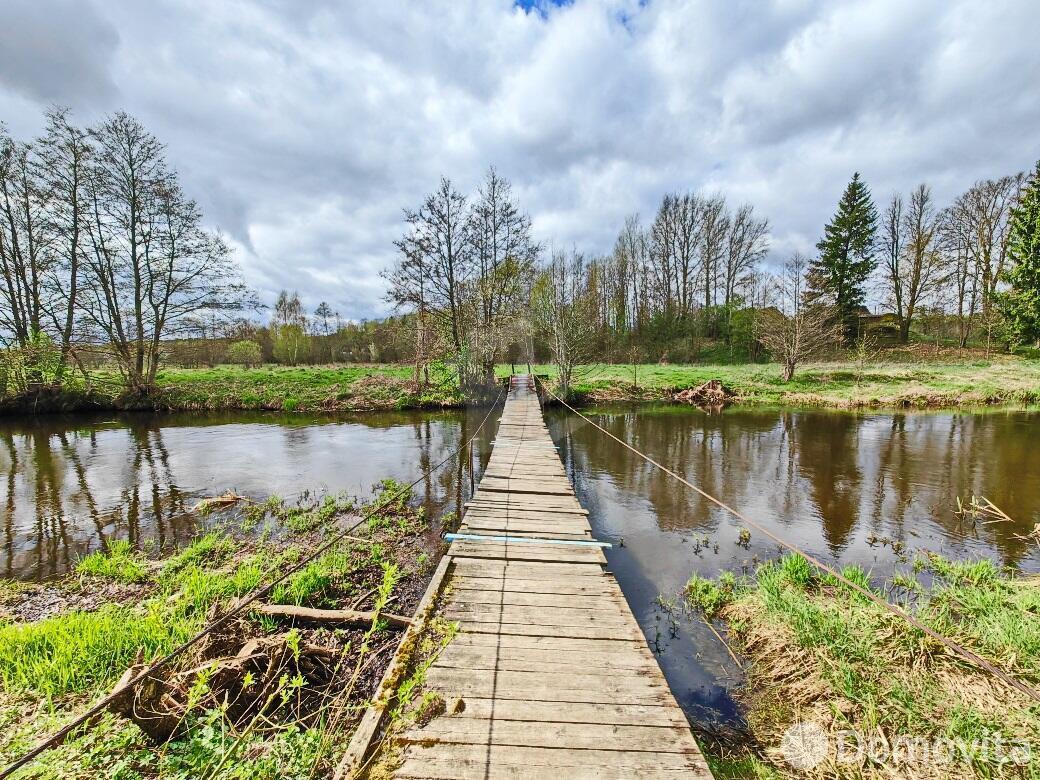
[227, 340, 262, 368]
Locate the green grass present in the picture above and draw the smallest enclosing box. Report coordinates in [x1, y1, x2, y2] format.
[511, 356, 1040, 408]
[149, 363, 458, 412]
[15, 351, 1040, 413]
[75, 540, 146, 584]
[686, 554, 1040, 778]
[0, 604, 191, 698]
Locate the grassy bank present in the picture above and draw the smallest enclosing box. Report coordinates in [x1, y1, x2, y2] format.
[523, 352, 1040, 409]
[0, 481, 444, 779]
[685, 554, 1040, 779]
[0, 364, 463, 415]
[5, 349, 1040, 416]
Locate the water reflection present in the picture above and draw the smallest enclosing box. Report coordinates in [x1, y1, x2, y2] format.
[0, 409, 498, 581]
[545, 405, 1040, 727]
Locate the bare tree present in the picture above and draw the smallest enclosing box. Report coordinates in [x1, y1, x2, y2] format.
[0, 128, 48, 354]
[532, 248, 597, 398]
[937, 200, 980, 346]
[467, 167, 538, 383]
[756, 255, 839, 381]
[955, 174, 1023, 316]
[881, 193, 905, 328]
[36, 107, 91, 379]
[723, 203, 769, 306]
[897, 184, 944, 341]
[390, 177, 474, 384]
[385, 232, 433, 384]
[80, 113, 250, 388]
[699, 194, 729, 310]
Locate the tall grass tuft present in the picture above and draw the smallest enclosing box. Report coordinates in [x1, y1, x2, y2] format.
[75, 539, 146, 584]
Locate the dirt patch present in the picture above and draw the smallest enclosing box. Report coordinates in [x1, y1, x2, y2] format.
[0, 579, 154, 623]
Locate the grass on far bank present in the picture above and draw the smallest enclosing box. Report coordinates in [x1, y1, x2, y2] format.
[7, 342, 1040, 415]
[685, 553, 1040, 779]
[516, 351, 1040, 409]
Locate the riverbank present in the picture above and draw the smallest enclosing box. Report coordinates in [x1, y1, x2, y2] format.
[685, 554, 1040, 779]
[0, 482, 445, 778]
[0, 365, 463, 415]
[549, 353, 1040, 409]
[4, 352, 1040, 416]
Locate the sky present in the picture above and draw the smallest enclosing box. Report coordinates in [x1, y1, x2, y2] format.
[1, 0, 1037, 320]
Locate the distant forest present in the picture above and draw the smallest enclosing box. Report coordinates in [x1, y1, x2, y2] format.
[2, 107, 1040, 397]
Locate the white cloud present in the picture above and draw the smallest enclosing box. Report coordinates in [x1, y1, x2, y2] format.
[2, 0, 1037, 319]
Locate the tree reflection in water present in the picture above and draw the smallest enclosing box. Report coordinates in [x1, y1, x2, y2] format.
[0, 409, 498, 581]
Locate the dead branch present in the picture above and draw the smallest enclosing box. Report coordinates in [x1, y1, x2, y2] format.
[255, 603, 412, 629]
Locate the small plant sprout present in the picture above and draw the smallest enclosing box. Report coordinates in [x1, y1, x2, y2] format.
[737, 528, 752, 548]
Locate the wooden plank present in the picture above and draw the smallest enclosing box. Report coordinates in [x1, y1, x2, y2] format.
[397, 744, 707, 772]
[455, 622, 646, 641]
[419, 696, 689, 727]
[449, 560, 606, 578]
[396, 758, 698, 779]
[447, 589, 625, 608]
[448, 541, 607, 565]
[400, 719, 699, 753]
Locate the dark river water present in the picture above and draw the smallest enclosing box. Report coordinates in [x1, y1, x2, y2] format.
[3, 404, 1039, 729]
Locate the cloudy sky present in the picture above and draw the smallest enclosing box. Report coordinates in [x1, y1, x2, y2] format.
[1, 0, 1037, 320]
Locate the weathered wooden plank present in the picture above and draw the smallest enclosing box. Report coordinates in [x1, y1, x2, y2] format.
[448, 576, 615, 595]
[417, 696, 690, 727]
[448, 541, 607, 565]
[396, 744, 707, 772]
[400, 719, 699, 753]
[449, 560, 606, 578]
[447, 589, 624, 608]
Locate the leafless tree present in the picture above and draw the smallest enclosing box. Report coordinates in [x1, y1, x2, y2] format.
[756, 255, 839, 381]
[723, 203, 769, 306]
[79, 112, 250, 389]
[0, 128, 48, 353]
[882, 185, 944, 341]
[881, 193, 905, 329]
[954, 174, 1024, 316]
[532, 248, 597, 398]
[389, 177, 475, 384]
[467, 167, 538, 383]
[36, 107, 92, 379]
[699, 194, 729, 310]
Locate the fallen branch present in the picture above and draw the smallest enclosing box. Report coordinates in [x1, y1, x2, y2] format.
[673, 380, 732, 408]
[255, 603, 412, 629]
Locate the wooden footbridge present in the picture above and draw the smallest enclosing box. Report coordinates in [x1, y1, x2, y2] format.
[346, 375, 713, 779]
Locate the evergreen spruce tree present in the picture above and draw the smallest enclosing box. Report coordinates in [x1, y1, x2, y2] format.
[997, 161, 1040, 347]
[806, 172, 879, 342]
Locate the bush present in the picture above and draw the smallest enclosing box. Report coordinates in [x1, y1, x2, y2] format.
[227, 340, 262, 368]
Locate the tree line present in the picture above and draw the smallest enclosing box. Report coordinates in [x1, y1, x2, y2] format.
[0, 108, 251, 395]
[4, 104, 1039, 398]
[382, 161, 1040, 389]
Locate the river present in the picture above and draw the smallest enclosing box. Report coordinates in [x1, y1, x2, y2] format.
[2, 404, 1038, 729]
